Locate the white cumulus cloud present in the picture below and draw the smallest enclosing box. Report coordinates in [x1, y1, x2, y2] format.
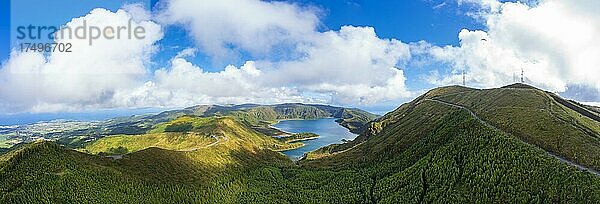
[0, 0, 414, 113]
[116, 25, 412, 108]
[125, 0, 414, 108]
[158, 0, 319, 61]
[263, 26, 411, 105]
[0, 5, 163, 112]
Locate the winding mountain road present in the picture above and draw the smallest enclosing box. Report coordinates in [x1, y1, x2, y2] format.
[179, 134, 227, 152]
[425, 98, 600, 177]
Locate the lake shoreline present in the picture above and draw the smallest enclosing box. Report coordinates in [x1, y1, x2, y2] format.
[268, 117, 339, 135]
[274, 143, 306, 152]
[270, 118, 357, 160]
[283, 136, 320, 143]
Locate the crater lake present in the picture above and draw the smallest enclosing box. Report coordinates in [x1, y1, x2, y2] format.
[272, 118, 357, 160]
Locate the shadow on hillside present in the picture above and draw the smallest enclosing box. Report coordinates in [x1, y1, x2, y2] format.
[0, 141, 293, 202]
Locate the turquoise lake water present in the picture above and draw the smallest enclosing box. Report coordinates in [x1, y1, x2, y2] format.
[272, 118, 357, 160]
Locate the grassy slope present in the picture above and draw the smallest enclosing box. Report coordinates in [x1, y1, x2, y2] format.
[83, 133, 215, 154]
[84, 116, 302, 155]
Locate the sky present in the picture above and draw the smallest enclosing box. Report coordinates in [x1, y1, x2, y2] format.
[0, 0, 598, 118]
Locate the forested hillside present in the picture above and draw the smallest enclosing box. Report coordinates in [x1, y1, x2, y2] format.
[2, 84, 600, 203]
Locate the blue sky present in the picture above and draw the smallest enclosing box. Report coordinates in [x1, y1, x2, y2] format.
[296, 0, 484, 45]
[0, 0, 598, 119]
[163, 0, 486, 66]
[0, 1, 9, 60]
[0, 0, 483, 74]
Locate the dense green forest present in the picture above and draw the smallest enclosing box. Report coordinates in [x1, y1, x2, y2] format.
[2, 84, 600, 203]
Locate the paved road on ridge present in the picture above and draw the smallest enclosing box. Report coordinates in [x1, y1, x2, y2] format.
[424, 98, 600, 177]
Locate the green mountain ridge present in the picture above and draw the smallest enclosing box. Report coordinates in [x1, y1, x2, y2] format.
[147, 103, 379, 134]
[305, 84, 600, 169]
[83, 116, 303, 156]
[2, 83, 600, 203]
[41, 103, 377, 149]
[582, 104, 600, 115]
[135, 104, 368, 133]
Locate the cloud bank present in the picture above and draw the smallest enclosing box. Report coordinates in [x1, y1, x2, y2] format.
[0, 1, 413, 113]
[0, 6, 162, 112]
[157, 0, 320, 61]
[424, 0, 600, 101]
[120, 25, 412, 108]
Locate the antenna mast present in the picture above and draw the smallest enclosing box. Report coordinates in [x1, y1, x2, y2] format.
[520, 68, 524, 83]
[462, 70, 465, 86]
[463, 69, 467, 86]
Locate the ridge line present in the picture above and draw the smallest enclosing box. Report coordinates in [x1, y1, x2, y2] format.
[424, 98, 600, 177]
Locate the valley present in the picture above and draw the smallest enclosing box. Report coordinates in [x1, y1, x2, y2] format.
[1, 84, 600, 203]
[0, 103, 377, 152]
[2, 0, 596, 203]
